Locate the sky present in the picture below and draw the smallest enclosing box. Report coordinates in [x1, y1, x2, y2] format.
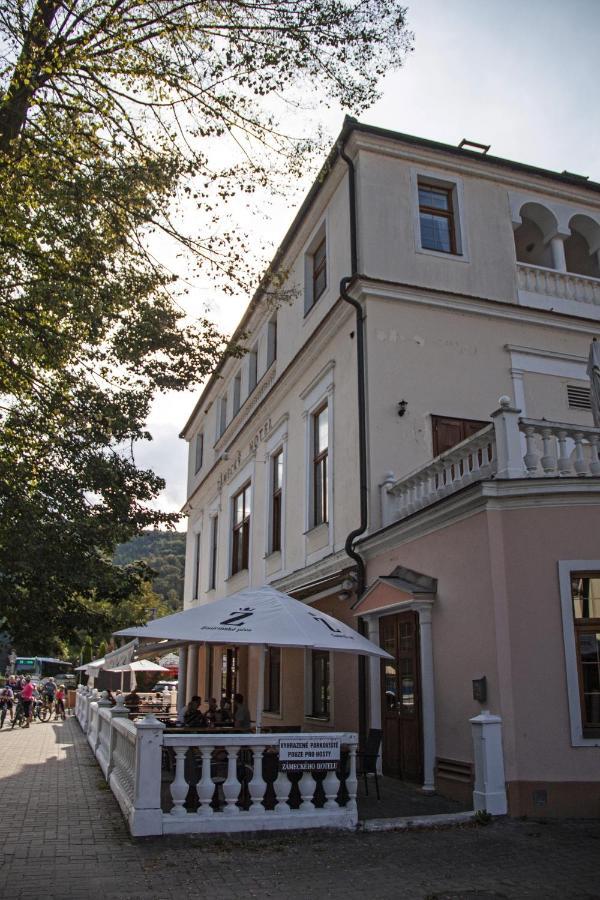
[134, 0, 600, 524]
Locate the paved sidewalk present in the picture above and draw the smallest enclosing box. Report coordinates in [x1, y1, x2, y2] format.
[0, 717, 599, 900]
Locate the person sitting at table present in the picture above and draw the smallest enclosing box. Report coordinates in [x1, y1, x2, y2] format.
[183, 695, 206, 727]
[124, 688, 141, 712]
[233, 693, 251, 731]
[205, 697, 219, 724]
[215, 697, 232, 724]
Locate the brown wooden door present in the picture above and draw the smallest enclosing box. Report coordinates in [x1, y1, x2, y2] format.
[380, 612, 423, 782]
[432, 415, 488, 457]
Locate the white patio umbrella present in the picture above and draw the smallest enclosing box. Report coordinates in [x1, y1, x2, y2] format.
[109, 660, 169, 674]
[587, 339, 600, 426]
[114, 585, 390, 730]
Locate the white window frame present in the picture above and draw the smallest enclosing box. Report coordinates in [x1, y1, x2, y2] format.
[207, 512, 219, 592]
[248, 344, 258, 395]
[558, 560, 600, 747]
[194, 431, 204, 475]
[226, 460, 254, 582]
[304, 648, 333, 722]
[301, 362, 335, 555]
[410, 167, 469, 263]
[216, 394, 228, 441]
[303, 220, 328, 315]
[192, 529, 202, 601]
[267, 315, 277, 369]
[232, 371, 242, 417]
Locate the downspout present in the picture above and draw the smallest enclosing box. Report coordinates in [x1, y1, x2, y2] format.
[338, 140, 367, 597]
[338, 137, 369, 744]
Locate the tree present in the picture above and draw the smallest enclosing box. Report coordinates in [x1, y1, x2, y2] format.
[0, 1, 413, 647]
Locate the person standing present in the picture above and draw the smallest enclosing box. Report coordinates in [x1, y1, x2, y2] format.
[233, 693, 251, 731]
[20, 676, 34, 727]
[0, 684, 14, 727]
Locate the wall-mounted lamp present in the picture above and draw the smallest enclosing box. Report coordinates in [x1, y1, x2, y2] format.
[397, 400, 408, 417]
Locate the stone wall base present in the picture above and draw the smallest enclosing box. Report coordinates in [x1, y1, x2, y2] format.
[507, 781, 600, 818]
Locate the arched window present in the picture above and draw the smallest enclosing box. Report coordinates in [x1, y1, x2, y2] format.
[565, 215, 600, 279]
[513, 202, 557, 268]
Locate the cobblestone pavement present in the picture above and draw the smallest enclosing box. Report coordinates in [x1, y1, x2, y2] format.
[0, 717, 599, 900]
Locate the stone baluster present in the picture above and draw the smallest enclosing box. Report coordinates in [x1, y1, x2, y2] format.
[298, 771, 317, 812]
[197, 746, 215, 816]
[273, 770, 291, 813]
[433, 460, 445, 497]
[413, 475, 424, 510]
[590, 435, 600, 476]
[573, 432, 588, 475]
[557, 430, 571, 475]
[523, 426, 538, 475]
[247, 746, 267, 814]
[379, 472, 396, 527]
[540, 428, 557, 475]
[322, 770, 340, 810]
[222, 746, 240, 814]
[169, 747, 189, 817]
[345, 745, 358, 816]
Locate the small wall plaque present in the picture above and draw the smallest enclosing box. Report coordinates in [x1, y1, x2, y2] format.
[472, 676, 487, 703]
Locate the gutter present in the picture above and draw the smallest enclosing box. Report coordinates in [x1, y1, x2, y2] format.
[338, 138, 368, 598]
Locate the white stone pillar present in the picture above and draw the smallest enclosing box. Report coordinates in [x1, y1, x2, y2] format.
[550, 235, 567, 272]
[186, 644, 199, 701]
[415, 603, 436, 793]
[131, 714, 166, 836]
[470, 711, 508, 815]
[177, 645, 188, 720]
[490, 396, 525, 479]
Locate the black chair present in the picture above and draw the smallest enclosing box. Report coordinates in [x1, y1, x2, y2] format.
[356, 728, 382, 799]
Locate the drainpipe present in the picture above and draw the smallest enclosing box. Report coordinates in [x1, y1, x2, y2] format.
[338, 137, 368, 744]
[338, 140, 367, 598]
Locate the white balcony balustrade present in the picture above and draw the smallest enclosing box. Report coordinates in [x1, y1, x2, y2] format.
[381, 397, 600, 527]
[75, 687, 358, 837]
[517, 263, 600, 308]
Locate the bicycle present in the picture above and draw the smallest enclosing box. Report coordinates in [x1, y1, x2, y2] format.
[10, 697, 28, 729]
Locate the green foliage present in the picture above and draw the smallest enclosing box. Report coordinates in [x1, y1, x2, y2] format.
[81, 636, 93, 665]
[0, 0, 412, 652]
[114, 531, 186, 611]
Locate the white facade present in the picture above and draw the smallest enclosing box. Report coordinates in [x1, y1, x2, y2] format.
[182, 122, 600, 613]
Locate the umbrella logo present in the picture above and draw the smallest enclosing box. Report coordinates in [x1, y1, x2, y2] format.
[219, 607, 255, 626]
[309, 613, 343, 634]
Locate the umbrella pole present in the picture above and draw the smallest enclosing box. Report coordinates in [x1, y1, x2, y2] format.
[255, 645, 266, 734]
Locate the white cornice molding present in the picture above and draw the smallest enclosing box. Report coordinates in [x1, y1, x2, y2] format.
[504, 344, 587, 364]
[352, 132, 600, 211]
[357, 278, 600, 335]
[273, 548, 351, 594]
[360, 478, 600, 559]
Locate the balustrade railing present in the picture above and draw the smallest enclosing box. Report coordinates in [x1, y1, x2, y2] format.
[74, 688, 359, 837]
[161, 733, 357, 834]
[381, 397, 600, 526]
[517, 263, 600, 307]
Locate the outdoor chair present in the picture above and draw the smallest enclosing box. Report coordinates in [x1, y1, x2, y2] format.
[356, 728, 382, 799]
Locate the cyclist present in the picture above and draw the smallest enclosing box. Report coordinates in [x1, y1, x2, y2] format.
[0, 683, 14, 727]
[43, 677, 57, 718]
[54, 684, 66, 720]
[19, 676, 34, 727]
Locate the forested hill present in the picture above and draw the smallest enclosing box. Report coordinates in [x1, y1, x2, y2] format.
[114, 531, 186, 611]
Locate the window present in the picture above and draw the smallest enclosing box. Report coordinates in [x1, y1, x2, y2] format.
[267, 316, 277, 368]
[218, 395, 228, 438]
[208, 515, 218, 590]
[231, 482, 251, 575]
[232, 373, 241, 416]
[312, 403, 328, 526]
[312, 237, 327, 303]
[192, 532, 201, 600]
[304, 224, 327, 314]
[271, 449, 283, 553]
[194, 432, 204, 474]
[248, 345, 258, 395]
[263, 647, 281, 713]
[418, 183, 457, 254]
[570, 573, 600, 737]
[310, 650, 330, 718]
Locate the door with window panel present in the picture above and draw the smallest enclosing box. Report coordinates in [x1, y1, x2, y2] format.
[380, 612, 423, 781]
[571, 573, 600, 737]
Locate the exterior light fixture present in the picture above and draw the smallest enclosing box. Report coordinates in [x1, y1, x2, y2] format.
[398, 400, 408, 417]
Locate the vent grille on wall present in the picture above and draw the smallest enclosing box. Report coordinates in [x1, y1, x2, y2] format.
[567, 384, 592, 410]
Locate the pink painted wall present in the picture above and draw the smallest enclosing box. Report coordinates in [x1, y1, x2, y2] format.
[366, 503, 600, 783]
